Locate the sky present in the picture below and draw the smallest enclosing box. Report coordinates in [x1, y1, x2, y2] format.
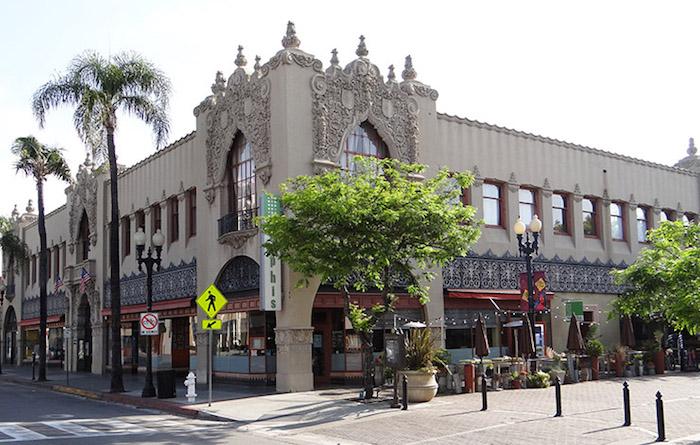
[1, 0, 699, 216]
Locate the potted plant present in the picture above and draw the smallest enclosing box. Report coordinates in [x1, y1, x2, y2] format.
[433, 348, 452, 393]
[526, 370, 551, 388]
[624, 360, 635, 377]
[653, 330, 665, 375]
[585, 339, 604, 380]
[548, 352, 567, 384]
[398, 328, 447, 403]
[510, 371, 521, 389]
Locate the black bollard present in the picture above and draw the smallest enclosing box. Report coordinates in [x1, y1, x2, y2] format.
[401, 375, 408, 410]
[623, 381, 631, 426]
[481, 373, 487, 411]
[656, 391, 665, 442]
[32, 353, 36, 381]
[391, 369, 400, 408]
[554, 376, 562, 417]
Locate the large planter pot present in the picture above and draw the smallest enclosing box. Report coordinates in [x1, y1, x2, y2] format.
[591, 357, 600, 380]
[397, 370, 438, 403]
[615, 353, 625, 377]
[511, 379, 522, 389]
[549, 369, 566, 384]
[654, 350, 665, 375]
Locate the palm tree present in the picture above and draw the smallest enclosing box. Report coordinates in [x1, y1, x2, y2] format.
[32, 52, 171, 392]
[11, 137, 71, 381]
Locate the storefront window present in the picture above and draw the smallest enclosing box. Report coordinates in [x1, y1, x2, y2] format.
[22, 329, 39, 360]
[217, 312, 249, 356]
[48, 327, 64, 361]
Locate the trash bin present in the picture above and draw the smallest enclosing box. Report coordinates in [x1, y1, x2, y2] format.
[156, 369, 176, 399]
[463, 363, 475, 393]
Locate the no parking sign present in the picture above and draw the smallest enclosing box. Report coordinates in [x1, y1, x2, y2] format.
[140, 312, 159, 336]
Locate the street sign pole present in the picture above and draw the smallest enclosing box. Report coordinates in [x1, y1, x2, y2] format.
[208, 328, 213, 407]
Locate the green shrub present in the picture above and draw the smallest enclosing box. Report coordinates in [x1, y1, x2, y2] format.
[585, 339, 604, 357]
[526, 371, 551, 388]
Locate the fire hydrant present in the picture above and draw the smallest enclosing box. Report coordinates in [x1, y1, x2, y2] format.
[184, 372, 197, 403]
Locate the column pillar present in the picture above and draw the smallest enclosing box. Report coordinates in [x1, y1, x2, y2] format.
[275, 327, 314, 392]
[424, 267, 445, 348]
[91, 323, 104, 374]
[506, 173, 519, 244]
[540, 179, 553, 256]
[571, 185, 583, 252]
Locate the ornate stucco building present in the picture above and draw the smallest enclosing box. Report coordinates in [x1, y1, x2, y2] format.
[2, 23, 699, 392]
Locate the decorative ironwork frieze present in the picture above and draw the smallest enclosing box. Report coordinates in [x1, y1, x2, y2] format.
[443, 251, 627, 294]
[104, 259, 197, 307]
[21, 290, 66, 320]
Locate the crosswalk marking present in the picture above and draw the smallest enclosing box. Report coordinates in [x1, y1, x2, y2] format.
[0, 417, 221, 442]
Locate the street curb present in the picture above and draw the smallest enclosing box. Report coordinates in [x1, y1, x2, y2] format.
[0, 375, 231, 422]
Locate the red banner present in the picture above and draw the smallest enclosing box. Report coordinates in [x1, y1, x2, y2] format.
[519, 271, 548, 312]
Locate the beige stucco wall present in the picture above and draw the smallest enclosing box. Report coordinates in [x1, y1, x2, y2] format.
[549, 292, 620, 353]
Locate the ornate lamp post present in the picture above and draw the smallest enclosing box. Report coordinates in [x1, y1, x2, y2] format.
[134, 227, 164, 398]
[513, 215, 542, 362]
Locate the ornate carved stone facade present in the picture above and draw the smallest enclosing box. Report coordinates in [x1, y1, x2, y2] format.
[103, 259, 197, 307]
[67, 156, 98, 251]
[443, 252, 627, 295]
[200, 46, 272, 198]
[274, 327, 314, 354]
[310, 37, 428, 170]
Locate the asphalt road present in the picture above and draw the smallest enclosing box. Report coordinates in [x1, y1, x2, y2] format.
[0, 381, 284, 444]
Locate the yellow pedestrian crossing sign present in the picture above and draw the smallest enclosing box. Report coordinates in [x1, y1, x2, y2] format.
[202, 318, 222, 330]
[196, 284, 228, 318]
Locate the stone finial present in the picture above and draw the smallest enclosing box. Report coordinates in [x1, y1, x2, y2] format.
[387, 64, 396, 83]
[330, 48, 339, 66]
[508, 172, 518, 184]
[281, 21, 300, 49]
[11, 204, 19, 220]
[254, 55, 261, 72]
[26, 199, 35, 214]
[402, 55, 417, 81]
[602, 189, 610, 201]
[472, 165, 481, 178]
[83, 152, 93, 169]
[573, 183, 582, 195]
[235, 45, 247, 68]
[355, 35, 368, 58]
[211, 71, 225, 94]
[629, 193, 636, 206]
[688, 137, 697, 156]
[653, 198, 660, 208]
[542, 177, 551, 190]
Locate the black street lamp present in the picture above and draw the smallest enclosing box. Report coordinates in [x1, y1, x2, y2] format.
[134, 227, 164, 398]
[513, 214, 542, 365]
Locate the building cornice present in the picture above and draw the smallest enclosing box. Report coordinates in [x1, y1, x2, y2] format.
[117, 131, 196, 179]
[437, 112, 698, 177]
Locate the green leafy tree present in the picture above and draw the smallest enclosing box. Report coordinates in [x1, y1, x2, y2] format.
[11, 136, 71, 381]
[613, 221, 700, 334]
[33, 52, 170, 391]
[261, 158, 481, 397]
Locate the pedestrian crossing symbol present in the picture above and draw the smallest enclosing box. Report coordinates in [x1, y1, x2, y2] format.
[202, 318, 222, 330]
[196, 284, 228, 318]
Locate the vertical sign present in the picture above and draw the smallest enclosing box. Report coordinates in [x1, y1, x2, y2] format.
[260, 193, 282, 311]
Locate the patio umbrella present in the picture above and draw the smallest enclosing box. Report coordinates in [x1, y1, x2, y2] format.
[401, 321, 427, 329]
[621, 315, 636, 348]
[474, 314, 490, 358]
[566, 314, 585, 352]
[519, 317, 535, 357]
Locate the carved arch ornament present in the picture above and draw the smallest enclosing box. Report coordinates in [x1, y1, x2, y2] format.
[199, 54, 272, 205]
[310, 57, 421, 171]
[68, 158, 98, 253]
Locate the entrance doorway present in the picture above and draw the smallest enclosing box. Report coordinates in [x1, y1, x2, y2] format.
[76, 295, 92, 372]
[311, 308, 346, 385]
[4, 307, 17, 365]
[171, 317, 190, 369]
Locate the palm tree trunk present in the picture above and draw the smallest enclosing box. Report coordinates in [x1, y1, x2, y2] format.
[37, 178, 48, 381]
[107, 126, 124, 392]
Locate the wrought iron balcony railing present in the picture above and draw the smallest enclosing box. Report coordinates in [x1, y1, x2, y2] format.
[218, 208, 257, 237]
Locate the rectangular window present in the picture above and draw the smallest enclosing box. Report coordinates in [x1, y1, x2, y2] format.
[168, 196, 179, 243]
[151, 204, 162, 233]
[582, 198, 597, 237]
[54, 246, 60, 278]
[610, 202, 625, 240]
[552, 193, 568, 234]
[46, 248, 52, 279]
[518, 188, 537, 226]
[483, 182, 503, 227]
[636, 207, 649, 242]
[187, 188, 197, 238]
[135, 210, 145, 233]
[31, 255, 36, 284]
[121, 216, 131, 257]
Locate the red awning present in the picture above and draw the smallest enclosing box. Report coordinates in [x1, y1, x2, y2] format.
[446, 289, 554, 301]
[101, 297, 193, 317]
[20, 315, 62, 327]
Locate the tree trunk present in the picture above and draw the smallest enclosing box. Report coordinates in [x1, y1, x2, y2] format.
[107, 127, 124, 392]
[37, 178, 48, 382]
[361, 332, 374, 399]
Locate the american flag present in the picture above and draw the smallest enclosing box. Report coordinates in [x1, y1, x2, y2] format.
[54, 275, 63, 292]
[79, 267, 91, 293]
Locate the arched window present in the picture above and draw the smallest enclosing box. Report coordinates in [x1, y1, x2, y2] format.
[340, 122, 388, 171]
[77, 211, 90, 262]
[226, 133, 257, 231]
